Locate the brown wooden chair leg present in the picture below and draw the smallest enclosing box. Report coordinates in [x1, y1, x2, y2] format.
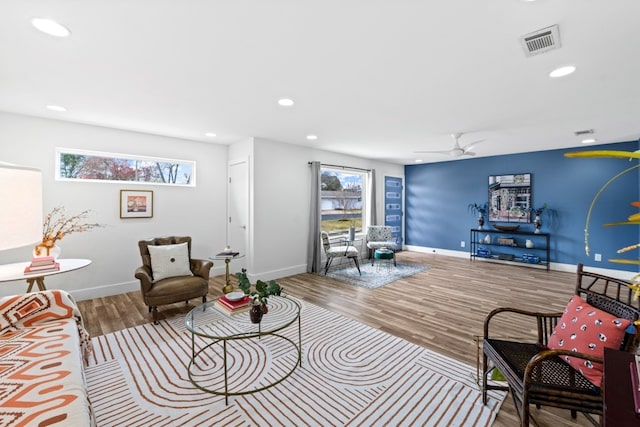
[482, 353, 489, 404]
[152, 306, 159, 325]
[202, 296, 207, 303]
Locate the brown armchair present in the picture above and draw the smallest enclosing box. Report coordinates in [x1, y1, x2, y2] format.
[135, 236, 213, 324]
[482, 264, 640, 426]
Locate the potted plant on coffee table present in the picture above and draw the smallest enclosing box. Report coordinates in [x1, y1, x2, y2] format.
[235, 269, 283, 323]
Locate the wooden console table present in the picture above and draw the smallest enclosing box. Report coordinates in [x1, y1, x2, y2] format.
[0, 259, 92, 292]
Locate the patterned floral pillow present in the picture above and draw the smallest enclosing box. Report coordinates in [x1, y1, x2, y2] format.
[547, 295, 631, 387]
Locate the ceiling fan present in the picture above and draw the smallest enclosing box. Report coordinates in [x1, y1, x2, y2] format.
[415, 133, 485, 157]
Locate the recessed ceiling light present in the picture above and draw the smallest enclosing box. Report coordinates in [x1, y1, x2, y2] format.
[278, 98, 294, 107]
[306, 134, 317, 140]
[549, 65, 576, 78]
[46, 104, 67, 112]
[415, 159, 423, 163]
[31, 18, 71, 38]
[581, 138, 597, 144]
[204, 132, 217, 137]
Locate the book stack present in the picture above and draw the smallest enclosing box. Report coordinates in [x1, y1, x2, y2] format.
[24, 256, 60, 275]
[214, 295, 252, 315]
[216, 250, 240, 257]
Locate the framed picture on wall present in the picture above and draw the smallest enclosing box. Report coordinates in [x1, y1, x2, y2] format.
[488, 173, 531, 223]
[120, 190, 153, 218]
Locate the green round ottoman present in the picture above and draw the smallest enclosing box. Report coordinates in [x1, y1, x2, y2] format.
[374, 248, 394, 271]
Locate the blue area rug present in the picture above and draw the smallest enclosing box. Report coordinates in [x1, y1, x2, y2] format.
[323, 261, 429, 289]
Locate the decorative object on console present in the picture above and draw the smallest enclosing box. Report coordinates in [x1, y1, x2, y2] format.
[497, 237, 515, 246]
[468, 202, 488, 229]
[493, 224, 520, 232]
[35, 206, 103, 257]
[527, 204, 555, 234]
[0, 162, 42, 252]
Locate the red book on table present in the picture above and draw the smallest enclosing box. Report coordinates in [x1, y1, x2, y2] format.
[218, 295, 251, 310]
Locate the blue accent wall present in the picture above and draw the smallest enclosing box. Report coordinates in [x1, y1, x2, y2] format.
[405, 141, 640, 272]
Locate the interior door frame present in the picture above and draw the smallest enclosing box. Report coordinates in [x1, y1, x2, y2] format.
[228, 158, 249, 273]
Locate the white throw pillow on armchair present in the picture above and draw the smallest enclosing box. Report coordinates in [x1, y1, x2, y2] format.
[148, 242, 193, 282]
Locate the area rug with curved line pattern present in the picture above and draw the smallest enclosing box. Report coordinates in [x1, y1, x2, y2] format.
[322, 262, 429, 289]
[86, 298, 505, 426]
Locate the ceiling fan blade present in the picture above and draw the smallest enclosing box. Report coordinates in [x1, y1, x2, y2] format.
[461, 139, 485, 151]
[413, 150, 453, 154]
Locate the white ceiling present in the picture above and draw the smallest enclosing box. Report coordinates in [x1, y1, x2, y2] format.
[1, 1, 639, 165]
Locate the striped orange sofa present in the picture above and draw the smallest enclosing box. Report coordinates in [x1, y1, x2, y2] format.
[0, 290, 95, 426]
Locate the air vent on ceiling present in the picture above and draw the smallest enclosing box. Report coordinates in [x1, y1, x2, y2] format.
[574, 129, 594, 136]
[520, 25, 560, 57]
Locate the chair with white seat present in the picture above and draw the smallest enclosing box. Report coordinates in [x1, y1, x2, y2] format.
[365, 225, 397, 266]
[321, 231, 361, 275]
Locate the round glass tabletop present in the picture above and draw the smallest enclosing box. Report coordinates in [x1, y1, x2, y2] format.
[185, 295, 300, 340]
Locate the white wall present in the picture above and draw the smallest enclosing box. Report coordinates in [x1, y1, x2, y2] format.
[0, 112, 229, 300]
[0, 113, 404, 299]
[250, 137, 404, 281]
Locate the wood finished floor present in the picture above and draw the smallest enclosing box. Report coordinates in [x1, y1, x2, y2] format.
[77, 252, 594, 427]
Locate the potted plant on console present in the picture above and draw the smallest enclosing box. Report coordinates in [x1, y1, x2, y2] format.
[468, 202, 488, 229]
[236, 269, 283, 323]
[528, 204, 556, 233]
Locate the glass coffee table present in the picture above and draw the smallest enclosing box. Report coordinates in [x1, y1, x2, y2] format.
[185, 296, 301, 404]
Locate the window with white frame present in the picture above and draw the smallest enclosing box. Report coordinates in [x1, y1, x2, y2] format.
[55, 148, 195, 186]
[320, 167, 366, 236]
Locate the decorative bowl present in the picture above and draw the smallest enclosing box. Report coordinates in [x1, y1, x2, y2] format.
[493, 224, 520, 232]
[225, 291, 245, 301]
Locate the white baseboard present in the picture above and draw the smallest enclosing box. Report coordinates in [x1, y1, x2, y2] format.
[248, 264, 308, 282]
[70, 264, 308, 301]
[404, 245, 636, 280]
[71, 280, 140, 301]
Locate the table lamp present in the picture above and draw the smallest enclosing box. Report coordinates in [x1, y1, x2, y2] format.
[0, 162, 43, 252]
